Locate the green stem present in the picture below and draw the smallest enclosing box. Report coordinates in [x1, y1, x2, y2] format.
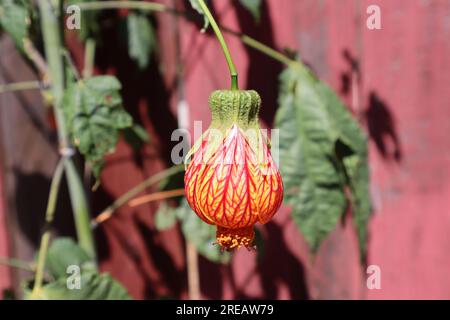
[65, 159, 96, 259]
[83, 38, 96, 79]
[197, 0, 238, 90]
[31, 159, 65, 297]
[38, 0, 68, 148]
[223, 28, 300, 68]
[23, 39, 49, 78]
[0, 257, 34, 272]
[62, 49, 81, 80]
[93, 165, 183, 227]
[0, 81, 41, 94]
[38, 0, 96, 261]
[76, 0, 169, 12]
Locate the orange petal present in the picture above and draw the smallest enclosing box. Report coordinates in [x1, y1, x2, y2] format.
[185, 125, 283, 229]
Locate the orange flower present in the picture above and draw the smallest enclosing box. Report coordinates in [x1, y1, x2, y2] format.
[184, 90, 283, 251]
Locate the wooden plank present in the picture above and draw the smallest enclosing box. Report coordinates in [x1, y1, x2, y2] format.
[361, 0, 450, 299]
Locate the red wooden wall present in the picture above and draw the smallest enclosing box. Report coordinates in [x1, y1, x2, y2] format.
[1, 0, 450, 299]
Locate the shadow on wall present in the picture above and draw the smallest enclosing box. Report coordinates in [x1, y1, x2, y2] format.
[365, 93, 402, 162]
[234, 222, 309, 299]
[95, 10, 178, 169]
[340, 49, 360, 98]
[340, 49, 402, 162]
[92, 179, 187, 299]
[197, 222, 310, 300]
[14, 169, 76, 246]
[135, 215, 186, 298]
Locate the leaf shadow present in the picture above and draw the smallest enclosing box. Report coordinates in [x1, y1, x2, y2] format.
[365, 92, 402, 162]
[198, 252, 225, 299]
[340, 49, 402, 162]
[227, 222, 310, 299]
[14, 169, 76, 246]
[134, 215, 186, 298]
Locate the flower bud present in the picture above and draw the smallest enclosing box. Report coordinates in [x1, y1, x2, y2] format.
[184, 90, 283, 251]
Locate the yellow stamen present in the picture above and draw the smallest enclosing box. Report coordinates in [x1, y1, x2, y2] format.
[215, 226, 254, 251]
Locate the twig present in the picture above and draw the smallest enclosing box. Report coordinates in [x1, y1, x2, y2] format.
[0, 81, 42, 94]
[62, 49, 81, 80]
[75, 0, 176, 13]
[0, 257, 35, 272]
[221, 27, 299, 67]
[23, 39, 49, 79]
[128, 188, 185, 208]
[92, 165, 184, 228]
[31, 158, 65, 297]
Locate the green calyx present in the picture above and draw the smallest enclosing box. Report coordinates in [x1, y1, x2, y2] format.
[209, 90, 261, 130]
[185, 90, 264, 166]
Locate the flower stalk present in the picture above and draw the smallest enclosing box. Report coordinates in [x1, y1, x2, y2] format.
[197, 0, 238, 90]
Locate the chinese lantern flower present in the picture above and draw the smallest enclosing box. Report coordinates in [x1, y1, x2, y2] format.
[184, 90, 283, 251]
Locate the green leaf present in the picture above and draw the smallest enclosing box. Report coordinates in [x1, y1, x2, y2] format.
[315, 82, 371, 259]
[276, 67, 340, 200]
[275, 64, 371, 254]
[127, 13, 157, 69]
[0, 0, 31, 50]
[239, 0, 262, 22]
[26, 271, 131, 300]
[62, 75, 133, 178]
[155, 202, 177, 231]
[189, 0, 209, 31]
[45, 238, 92, 280]
[349, 160, 371, 259]
[176, 199, 231, 264]
[317, 82, 367, 155]
[291, 181, 346, 252]
[25, 237, 131, 300]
